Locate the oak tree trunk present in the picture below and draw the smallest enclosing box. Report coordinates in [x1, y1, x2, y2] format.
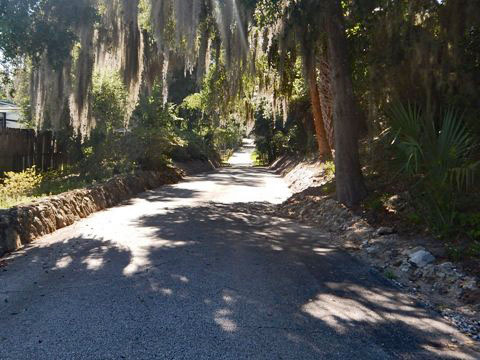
[325, 0, 367, 206]
[317, 50, 335, 150]
[303, 48, 331, 159]
[308, 67, 332, 159]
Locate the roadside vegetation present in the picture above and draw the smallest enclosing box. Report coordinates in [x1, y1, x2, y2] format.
[0, 1, 479, 260]
[246, 1, 480, 262]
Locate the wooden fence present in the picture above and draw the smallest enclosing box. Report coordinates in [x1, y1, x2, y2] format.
[0, 128, 65, 174]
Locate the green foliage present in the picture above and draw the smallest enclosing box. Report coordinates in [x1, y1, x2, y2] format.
[253, 95, 317, 162]
[272, 131, 288, 155]
[446, 244, 464, 262]
[467, 241, 480, 258]
[458, 213, 480, 240]
[177, 63, 245, 161]
[78, 71, 135, 180]
[383, 269, 397, 280]
[77, 134, 134, 181]
[323, 161, 336, 178]
[0, 0, 98, 66]
[446, 240, 480, 262]
[253, 102, 276, 164]
[182, 93, 203, 112]
[250, 150, 265, 166]
[406, 211, 423, 226]
[91, 71, 128, 133]
[138, 0, 153, 33]
[364, 194, 386, 212]
[0, 167, 42, 207]
[81, 82, 180, 180]
[38, 167, 88, 196]
[214, 125, 243, 155]
[387, 103, 479, 236]
[346, 0, 480, 132]
[252, 0, 282, 27]
[129, 93, 176, 170]
[13, 66, 33, 126]
[199, 63, 231, 125]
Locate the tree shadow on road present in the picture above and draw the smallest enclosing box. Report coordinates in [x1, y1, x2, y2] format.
[0, 203, 477, 359]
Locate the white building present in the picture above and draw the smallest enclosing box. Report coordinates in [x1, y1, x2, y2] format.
[0, 100, 25, 129]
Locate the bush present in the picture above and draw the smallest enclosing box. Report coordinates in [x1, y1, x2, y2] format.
[387, 103, 479, 235]
[0, 167, 42, 208]
[91, 71, 128, 133]
[272, 131, 288, 155]
[253, 96, 318, 163]
[253, 103, 275, 163]
[38, 167, 88, 196]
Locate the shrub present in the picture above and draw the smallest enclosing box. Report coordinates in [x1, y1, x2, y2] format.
[253, 103, 276, 163]
[91, 71, 128, 133]
[387, 103, 479, 235]
[323, 160, 336, 178]
[253, 96, 318, 162]
[458, 212, 480, 240]
[272, 131, 288, 155]
[0, 167, 42, 207]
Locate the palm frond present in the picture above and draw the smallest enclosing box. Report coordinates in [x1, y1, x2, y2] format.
[388, 102, 422, 141]
[449, 160, 480, 191]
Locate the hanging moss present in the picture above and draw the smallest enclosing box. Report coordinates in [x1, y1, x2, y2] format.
[29, 0, 254, 136]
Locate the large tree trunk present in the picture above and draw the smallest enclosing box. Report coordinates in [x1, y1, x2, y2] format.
[325, 0, 367, 206]
[308, 67, 332, 159]
[317, 50, 335, 150]
[304, 50, 331, 159]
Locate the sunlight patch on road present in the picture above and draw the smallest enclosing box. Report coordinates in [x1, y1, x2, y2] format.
[214, 308, 238, 332]
[313, 247, 335, 255]
[171, 274, 189, 283]
[122, 246, 150, 276]
[54, 255, 73, 269]
[122, 241, 194, 276]
[82, 254, 105, 271]
[302, 292, 383, 334]
[303, 282, 468, 351]
[160, 288, 173, 296]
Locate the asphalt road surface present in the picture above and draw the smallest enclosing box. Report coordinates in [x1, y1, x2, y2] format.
[0, 140, 478, 359]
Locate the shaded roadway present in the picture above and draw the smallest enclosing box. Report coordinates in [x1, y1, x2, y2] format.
[0, 140, 478, 359]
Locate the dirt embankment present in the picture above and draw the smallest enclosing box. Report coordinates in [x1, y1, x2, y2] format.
[271, 156, 480, 342]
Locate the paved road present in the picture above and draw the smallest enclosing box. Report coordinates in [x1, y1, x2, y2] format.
[0, 141, 478, 359]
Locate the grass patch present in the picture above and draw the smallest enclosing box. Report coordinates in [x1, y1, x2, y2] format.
[384, 269, 397, 280]
[1, 167, 94, 209]
[0, 195, 39, 209]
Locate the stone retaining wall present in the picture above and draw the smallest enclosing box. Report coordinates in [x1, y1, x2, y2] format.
[0, 169, 182, 257]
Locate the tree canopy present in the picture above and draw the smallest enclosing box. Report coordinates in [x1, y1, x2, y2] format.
[1, 0, 479, 207]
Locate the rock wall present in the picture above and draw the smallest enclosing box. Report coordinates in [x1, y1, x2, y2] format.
[0, 169, 181, 257]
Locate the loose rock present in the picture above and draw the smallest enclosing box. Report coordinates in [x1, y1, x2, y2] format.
[375, 226, 395, 236]
[409, 250, 435, 268]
